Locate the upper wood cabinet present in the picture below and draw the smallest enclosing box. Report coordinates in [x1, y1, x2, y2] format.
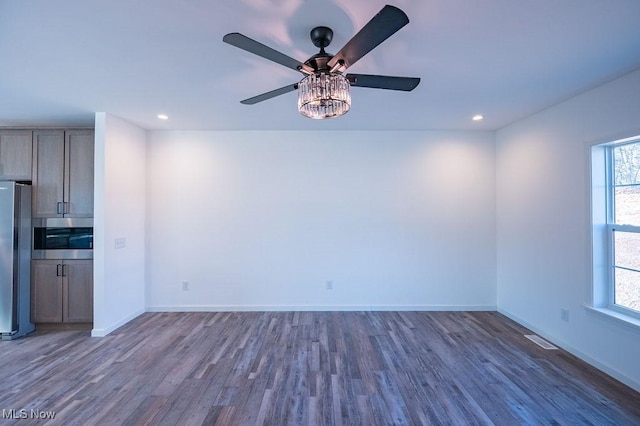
[65, 130, 95, 217]
[32, 130, 94, 218]
[32, 131, 64, 217]
[0, 130, 33, 180]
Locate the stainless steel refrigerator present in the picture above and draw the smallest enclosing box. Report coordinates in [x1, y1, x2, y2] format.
[0, 181, 35, 339]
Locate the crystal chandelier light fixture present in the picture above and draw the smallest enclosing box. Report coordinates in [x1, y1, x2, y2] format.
[297, 73, 351, 119]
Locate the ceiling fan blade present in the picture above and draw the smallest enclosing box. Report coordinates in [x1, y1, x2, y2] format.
[346, 74, 420, 91]
[327, 5, 409, 71]
[240, 83, 299, 105]
[223, 33, 312, 74]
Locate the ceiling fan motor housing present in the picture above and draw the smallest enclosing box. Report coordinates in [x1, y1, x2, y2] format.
[304, 53, 333, 73]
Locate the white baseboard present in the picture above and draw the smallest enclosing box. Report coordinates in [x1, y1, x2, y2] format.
[91, 309, 145, 337]
[92, 305, 496, 336]
[145, 304, 497, 312]
[498, 308, 640, 393]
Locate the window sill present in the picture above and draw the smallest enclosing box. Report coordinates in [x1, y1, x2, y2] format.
[584, 305, 640, 333]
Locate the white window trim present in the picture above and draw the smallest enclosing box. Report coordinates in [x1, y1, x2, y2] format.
[584, 305, 640, 332]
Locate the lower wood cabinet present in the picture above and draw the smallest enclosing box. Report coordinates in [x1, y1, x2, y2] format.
[31, 259, 93, 323]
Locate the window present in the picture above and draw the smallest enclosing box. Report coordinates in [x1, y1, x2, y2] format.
[608, 141, 640, 315]
[591, 137, 640, 324]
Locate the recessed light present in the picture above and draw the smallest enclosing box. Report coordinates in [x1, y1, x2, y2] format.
[157, 114, 169, 120]
[472, 114, 484, 121]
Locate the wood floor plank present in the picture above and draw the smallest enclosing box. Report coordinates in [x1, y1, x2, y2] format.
[1, 311, 639, 425]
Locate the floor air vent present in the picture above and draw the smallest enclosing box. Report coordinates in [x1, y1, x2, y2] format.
[524, 334, 558, 350]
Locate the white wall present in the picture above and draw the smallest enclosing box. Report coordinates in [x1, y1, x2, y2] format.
[496, 69, 640, 390]
[146, 130, 496, 311]
[93, 113, 146, 336]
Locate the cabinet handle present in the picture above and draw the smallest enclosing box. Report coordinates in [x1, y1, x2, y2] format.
[56, 202, 63, 215]
[56, 264, 62, 276]
[62, 264, 68, 277]
[64, 202, 69, 214]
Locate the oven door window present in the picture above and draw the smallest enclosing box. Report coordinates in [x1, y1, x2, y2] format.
[33, 227, 93, 250]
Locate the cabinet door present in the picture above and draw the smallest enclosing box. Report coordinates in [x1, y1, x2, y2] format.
[63, 260, 93, 323]
[31, 260, 63, 323]
[64, 130, 94, 217]
[0, 130, 33, 180]
[32, 131, 65, 217]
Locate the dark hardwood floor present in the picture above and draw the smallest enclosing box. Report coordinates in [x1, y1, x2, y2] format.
[1, 311, 639, 425]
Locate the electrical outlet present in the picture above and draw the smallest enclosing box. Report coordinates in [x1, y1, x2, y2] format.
[182, 281, 189, 291]
[326, 280, 333, 290]
[114, 237, 126, 249]
[561, 308, 569, 322]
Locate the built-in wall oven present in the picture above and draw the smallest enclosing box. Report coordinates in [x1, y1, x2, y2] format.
[32, 218, 93, 259]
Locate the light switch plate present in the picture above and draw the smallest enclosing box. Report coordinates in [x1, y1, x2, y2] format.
[114, 237, 126, 249]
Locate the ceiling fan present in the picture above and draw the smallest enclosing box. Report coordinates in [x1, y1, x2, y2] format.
[223, 5, 420, 119]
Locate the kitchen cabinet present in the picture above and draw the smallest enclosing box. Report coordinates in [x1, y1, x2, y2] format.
[31, 259, 93, 323]
[32, 130, 94, 218]
[0, 130, 32, 180]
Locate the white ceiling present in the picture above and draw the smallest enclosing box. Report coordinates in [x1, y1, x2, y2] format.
[1, 0, 639, 131]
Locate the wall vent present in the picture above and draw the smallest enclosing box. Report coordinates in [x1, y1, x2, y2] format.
[524, 334, 558, 350]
